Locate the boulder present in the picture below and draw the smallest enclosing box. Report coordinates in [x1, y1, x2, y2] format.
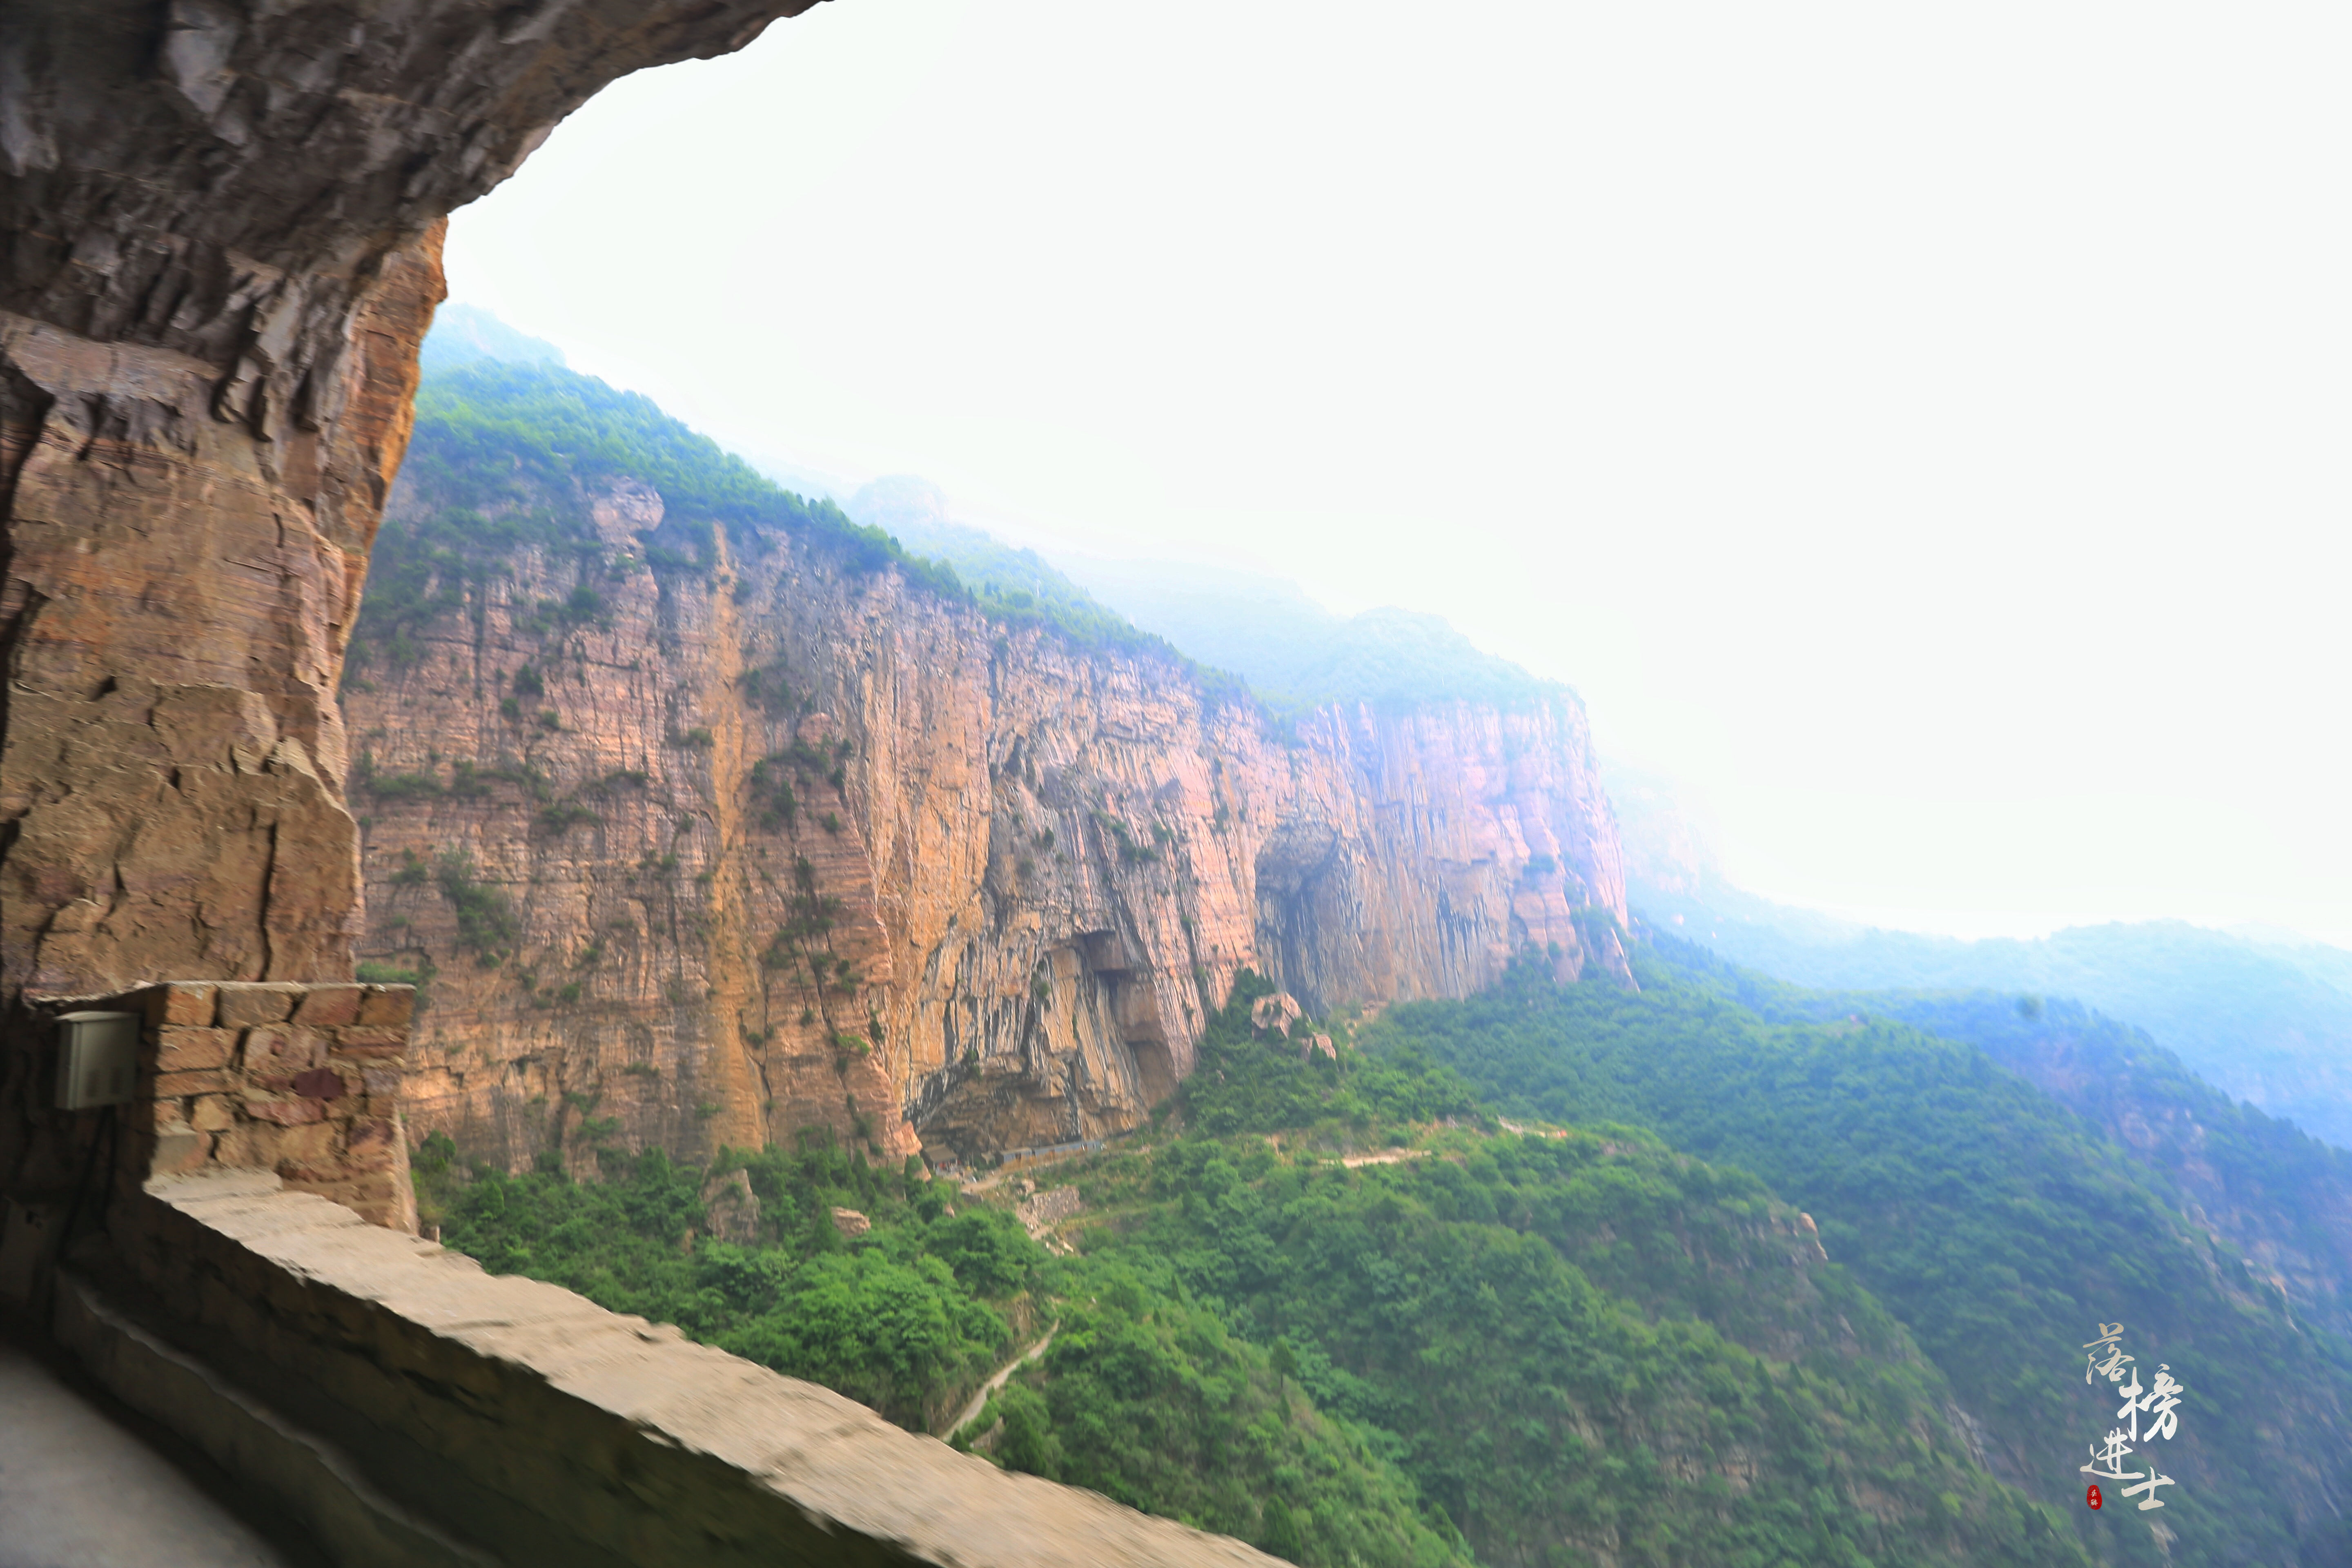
[1251, 992, 1304, 1038]
[699, 1170, 762, 1245]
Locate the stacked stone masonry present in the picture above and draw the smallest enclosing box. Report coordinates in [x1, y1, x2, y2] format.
[60, 982, 420, 1234]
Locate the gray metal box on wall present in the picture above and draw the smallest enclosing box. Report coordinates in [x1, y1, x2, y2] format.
[54, 1011, 139, 1111]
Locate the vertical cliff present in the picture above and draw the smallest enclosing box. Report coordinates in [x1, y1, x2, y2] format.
[343, 378, 1628, 1170]
[0, 0, 816, 1003]
[0, 0, 815, 1204]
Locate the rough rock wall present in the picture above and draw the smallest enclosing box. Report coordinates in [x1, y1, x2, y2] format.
[346, 482, 1629, 1169]
[0, 0, 817, 1197]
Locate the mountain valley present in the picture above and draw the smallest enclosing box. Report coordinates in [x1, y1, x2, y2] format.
[347, 319, 2352, 1568]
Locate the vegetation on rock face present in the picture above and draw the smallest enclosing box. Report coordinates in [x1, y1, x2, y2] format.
[348, 359, 1256, 699]
[428, 849, 521, 965]
[354, 958, 432, 1008]
[405, 360, 959, 585]
[344, 359, 966, 679]
[1657, 943, 2352, 1349]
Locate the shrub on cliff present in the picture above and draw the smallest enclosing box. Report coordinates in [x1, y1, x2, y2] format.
[434, 849, 521, 964]
[355, 959, 432, 1012]
[352, 751, 443, 800]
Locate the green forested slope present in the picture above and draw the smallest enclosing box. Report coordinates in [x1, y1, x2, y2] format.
[1632, 868, 2352, 1151]
[429, 976, 2087, 1568]
[410, 874, 2350, 1562]
[1659, 945, 2352, 1347]
[357, 359, 1249, 700]
[419, 1135, 1028, 1430]
[349, 360, 965, 678]
[418, 1123, 1466, 1566]
[1022, 1123, 2076, 1567]
[1368, 951, 2352, 1566]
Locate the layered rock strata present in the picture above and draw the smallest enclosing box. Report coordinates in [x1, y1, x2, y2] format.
[345, 481, 1629, 1169]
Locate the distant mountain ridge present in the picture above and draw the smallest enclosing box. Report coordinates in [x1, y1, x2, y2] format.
[1048, 554, 1559, 714]
[416, 303, 566, 373]
[1609, 765, 2352, 1151]
[844, 474, 1558, 716]
[1659, 935, 2352, 1347]
[408, 314, 1580, 724]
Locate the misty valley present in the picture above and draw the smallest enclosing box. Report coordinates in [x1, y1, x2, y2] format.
[9, 9, 2346, 1568]
[340, 330, 2352, 1568]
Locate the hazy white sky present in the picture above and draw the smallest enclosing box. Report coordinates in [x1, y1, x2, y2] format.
[445, 0, 2352, 942]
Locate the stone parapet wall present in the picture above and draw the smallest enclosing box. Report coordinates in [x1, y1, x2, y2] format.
[87, 1169, 1277, 1568]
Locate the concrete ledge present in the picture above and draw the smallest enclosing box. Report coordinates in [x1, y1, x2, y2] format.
[53, 1269, 492, 1568]
[103, 1170, 1277, 1568]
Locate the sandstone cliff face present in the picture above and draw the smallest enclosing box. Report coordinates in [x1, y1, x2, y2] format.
[0, 0, 813, 1200]
[345, 480, 1628, 1171]
[0, 0, 814, 1007]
